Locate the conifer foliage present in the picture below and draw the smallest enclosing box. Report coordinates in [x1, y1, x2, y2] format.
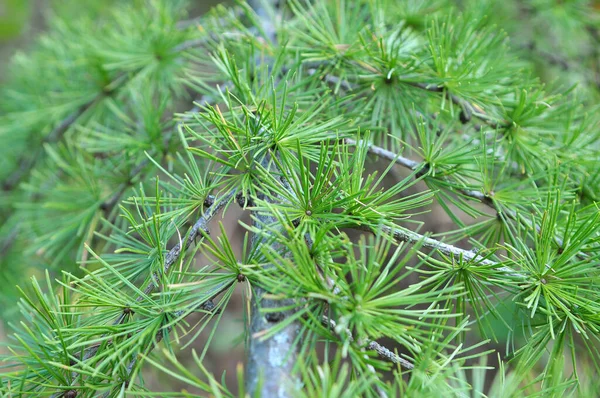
[1, 0, 600, 396]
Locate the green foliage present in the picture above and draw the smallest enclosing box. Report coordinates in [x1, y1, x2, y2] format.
[1, 0, 600, 396]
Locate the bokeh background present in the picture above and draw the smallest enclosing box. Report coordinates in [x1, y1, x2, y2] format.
[0, 0, 247, 392]
[1, 0, 599, 394]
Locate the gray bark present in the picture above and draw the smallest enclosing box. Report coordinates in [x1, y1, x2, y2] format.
[246, 158, 300, 397]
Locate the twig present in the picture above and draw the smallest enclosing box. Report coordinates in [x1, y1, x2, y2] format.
[295, 60, 506, 129]
[380, 225, 494, 265]
[405, 82, 506, 129]
[345, 138, 493, 204]
[95, 283, 232, 398]
[355, 223, 524, 279]
[345, 138, 568, 251]
[139, 190, 235, 302]
[52, 190, 235, 397]
[322, 316, 414, 370]
[345, 138, 420, 171]
[51, 289, 228, 398]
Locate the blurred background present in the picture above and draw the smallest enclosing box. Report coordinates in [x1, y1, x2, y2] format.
[1, 0, 599, 394]
[0, 0, 244, 392]
[0, 1, 232, 75]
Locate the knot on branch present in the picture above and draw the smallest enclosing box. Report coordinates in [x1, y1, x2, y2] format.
[459, 108, 472, 124]
[236, 192, 254, 208]
[123, 306, 135, 316]
[415, 163, 430, 179]
[265, 312, 285, 323]
[204, 194, 215, 208]
[482, 193, 495, 207]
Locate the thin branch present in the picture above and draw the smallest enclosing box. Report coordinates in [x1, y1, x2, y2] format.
[345, 138, 420, 171]
[51, 286, 229, 398]
[51, 189, 235, 397]
[346, 138, 569, 251]
[141, 189, 235, 299]
[345, 137, 492, 204]
[338, 140, 528, 271]
[355, 223, 523, 279]
[296, 61, 506, 129]
[404, 82, 506, 129]
[95, 282, 232, 398]
[98, 190, 233, 330]
[322, 316, 414, 370]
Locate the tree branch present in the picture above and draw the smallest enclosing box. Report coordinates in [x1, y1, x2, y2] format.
[345, 138, 570, 251]
[355, 223, 524, 279]
[51, 285, 229, 398]
[139, 189, 236, 301]
[246, 155, 300, 398]
[51, 189, 236, 396]
[404, 82, 506, 129]
[322, 316, 414, 370]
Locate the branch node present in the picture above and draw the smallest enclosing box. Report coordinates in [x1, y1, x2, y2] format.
[123, 307, 134, 316]
[204, 195, 215, 208]
[415, 163, 430, 179]
[459, 108, 471, 124]
[265, 312, 285, 323]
